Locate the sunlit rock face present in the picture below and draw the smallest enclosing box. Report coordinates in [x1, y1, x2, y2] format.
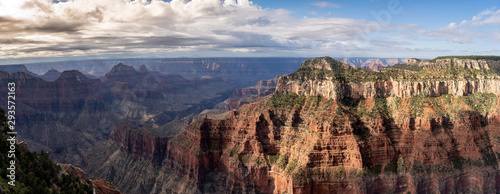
[84, 57, 500, 193]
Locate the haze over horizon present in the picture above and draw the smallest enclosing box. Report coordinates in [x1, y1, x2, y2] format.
[1, 0, 499, 65]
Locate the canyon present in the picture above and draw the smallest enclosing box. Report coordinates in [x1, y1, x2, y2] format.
[0, 63, 235, 166]
[81, 56, 500, 193]
[3, 56, 500, 193]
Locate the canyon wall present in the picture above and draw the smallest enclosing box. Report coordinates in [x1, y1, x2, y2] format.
[276, 78, 500, 100]
[84, 57, 500, 193]
[276, 57, 500, 100]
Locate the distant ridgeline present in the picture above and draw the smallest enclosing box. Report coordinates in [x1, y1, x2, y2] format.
[276, 56, 500, 100]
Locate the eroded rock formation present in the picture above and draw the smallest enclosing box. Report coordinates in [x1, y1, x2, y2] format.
[83, 57, 500, 193]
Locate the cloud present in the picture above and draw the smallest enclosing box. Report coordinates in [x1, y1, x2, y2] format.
[0, 0, 387, 61]
[414, 8, 500, 44]
[459, 8, 500, 27]
[369, 39, 412, 47]
[311, 2, 340, 8]
[417, 22, 475, 44]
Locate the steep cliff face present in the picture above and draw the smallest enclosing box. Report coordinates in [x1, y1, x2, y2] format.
[91, 90, 500, 193]
[277, 78, 500, 100]
[0, 108, 119, 193]
[0, 63, 235, 167]
[404, 58, 490, 70]
[109, 122, 169, 165]
[85, 121, 200, 194]
[84, 56, 500, 193]
[0, 70, 116, 165]
[231, 76, 279, 98]
[189, 94, 500, 193]
[276, 57, 500, 100]
[211, 76, 280, 111]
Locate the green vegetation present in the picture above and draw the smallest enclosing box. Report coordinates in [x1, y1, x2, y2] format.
[287, 56, 500, 84]
[384, 159, 398, 174]
[440, 94, 454, 106]
[363, 164, 382, 177]
[229, 144, 241, 157]
[0, 108, 93, 193]
[388, 97, 402, 115]
[463, 93, 497, 114]
[289, 65, 410, 82]
[333, 165, 346, 179]
[301, 57, 347, 69]
[340, 97, 362, 109]
[268, 154, 279, 165]
[429, 97, 446, 117]
[409, 94, 424, 117]
[430, 55, 500, 62]
[239, 154, 252, 164]
[371, 98, 389, 117]
[284, 159, 297, 174]
[270, 93, 306, 110]
[482, 150, 498, 169]
[451, 156, 467, 171]
[275, 154, 289, 170]
[411, 161, 424, 174]
[389, 62, 423, 72]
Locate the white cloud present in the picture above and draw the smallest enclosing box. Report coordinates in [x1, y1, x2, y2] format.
[415, 8, 500, 44]
[311, 2, 340, 8]
[0, 0, 384, 61]
[459, 8, 500, 27]
[417, 23, 475, 44]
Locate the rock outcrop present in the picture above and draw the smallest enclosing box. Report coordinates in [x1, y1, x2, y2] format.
[276, 78, 500, 100]
[340, 58, 405, 68]
[85, 56, 500, 194]
[276, 57, 500, 100]
[10, 56, 500, 193]
[404, 58, 490, 70]
[92, 88, 500, 193]
[0, 63, 235, 166]
[40, 68, 61, 81]
[92, 179, 122, 194]
[211, 76, 280, 111]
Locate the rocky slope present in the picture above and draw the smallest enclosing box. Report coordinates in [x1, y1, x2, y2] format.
[209, 76, 280, 112]
[0, 108, 120, 193]
[337, 57, 405, 70]
[361, 62, 386, 71]
[84, 56, 500, 193]
[0, 64, 38, 76]
[40, 69, 61, 81]
[0, 63, 235, 166]
[276, 57, 500, 100]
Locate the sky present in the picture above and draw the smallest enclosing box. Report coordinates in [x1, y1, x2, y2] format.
[0, 0, 499, 64]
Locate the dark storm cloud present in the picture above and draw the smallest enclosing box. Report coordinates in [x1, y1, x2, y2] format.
[19, 45, 96, 53]
[26, 21, 83, 33]
[139, 36, 212, 47]
[0, 38, 47, 44]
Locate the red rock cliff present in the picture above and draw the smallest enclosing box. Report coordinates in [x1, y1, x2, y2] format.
[90, 57, 500, 193]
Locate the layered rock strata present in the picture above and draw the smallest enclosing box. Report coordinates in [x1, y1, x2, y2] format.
[86, 57, 500, 193]
[276, 57, 500, 100]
